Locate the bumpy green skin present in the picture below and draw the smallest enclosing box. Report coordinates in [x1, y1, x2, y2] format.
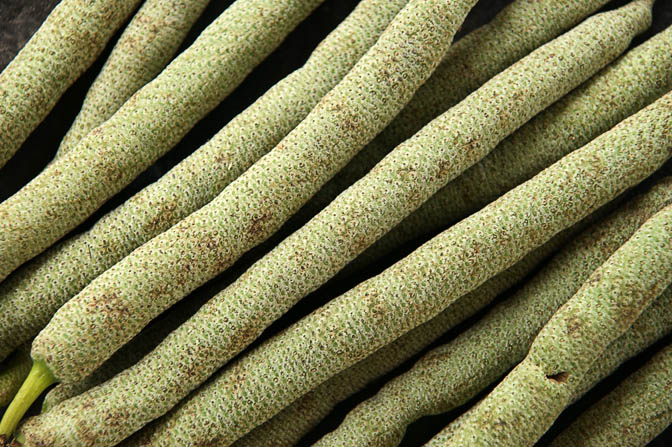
[353, 23, 672, 272]
[550, 344, 672, 447]
[0, 0, 141, 169]
[32, 0, 479, 387]
[0, 344, 31, 407]
[312, 178, 672, 447]
[55, 0, 211, 156]
[0, 0, 324, 282]
[439, 205, 672, 446]
[289, 0, 611, 244]
[230, 222, 588, 447]
[118, 64, 672, 447]
[0, 0, 409, 363]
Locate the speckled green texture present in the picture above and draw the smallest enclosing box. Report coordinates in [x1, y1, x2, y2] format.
[0, 0, 141, 169]
[353, 23, 672, 272]
[438, 204, 672, 446]
[0, 0, 408, 363]
[0, 344, 31, 407]
[549, 343, 672, 447]
[55, 0, 211, 156]
[230, 222, 588, 447]
[311, 178, 672, 447]
[117, 61, 672, 447]
[0, 0, 324, 282]
[290, 0, 612, 244]
[31, 0, 479, 388]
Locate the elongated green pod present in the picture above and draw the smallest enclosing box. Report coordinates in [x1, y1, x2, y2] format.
[230, 217, 594, 447]
[32, 0, 480, 386]
[55, 0, 211, 156]
[0, 0, 141, 169]
[0, 345, 31, 407]
[438, 203, 672, 446]
[351, 23, 672, 272]
[288, 0, 613, 243]
[117, 71, 672, 447]
[0, 0, 325, 281]
[0, 0, 409, 363]
[549, 343, 672, 447]
[311, 178, 672, 447]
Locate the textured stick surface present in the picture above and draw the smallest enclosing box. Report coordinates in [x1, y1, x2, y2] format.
[549, 343, 672, 447]
[230, 219, 592, 447]
[280, 0, 612, 254]
[352, 23, 672, 272]
[311, 178, 672, 447]
[119, 69, 672, 447]
[0, 0, 408, 363]
[437, 203, 672, 446]
[32, 0, 479, 386]
[0, 344, 31, 407]
[0, 0, 141, 169]
[0, 0, 324, 281]
[55, 0, 211, 156]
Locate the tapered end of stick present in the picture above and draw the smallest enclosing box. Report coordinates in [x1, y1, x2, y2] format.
[0, 361, 56, 438]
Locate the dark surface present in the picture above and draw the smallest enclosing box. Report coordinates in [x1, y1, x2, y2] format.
[1, 0, 671, 445]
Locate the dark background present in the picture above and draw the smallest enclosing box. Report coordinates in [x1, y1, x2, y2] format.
[1, 0, 671, 445]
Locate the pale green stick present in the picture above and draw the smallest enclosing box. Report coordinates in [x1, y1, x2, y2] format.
[436, 204, 672, 446]
[311, 177, 672, 447]
[0, 345, 31, 407]
[31, 0, 479, 385]
[549, 343, 672, 447]
[350, 23, 672, 273]
[117, 66, 672, 447]
[230, 216, 594, 447]
[6, 1, 480, 444]
[0, 0, 409, 363]
[12, 4, 644, 445]
[55, 0, 211, 156]
[281, 0, 613, 242]
[0, 0, 141, 169]
[0, 0, 325, 281]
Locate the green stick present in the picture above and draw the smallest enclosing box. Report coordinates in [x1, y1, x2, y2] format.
[0, 0, 325, 281]
[117, 63, 672, 447]
[55, 0, 211, 156]
[0, 0, 408, 363]
[437, 203, 672, 446]
[0, 0, 141, 169]
[549, 343, 672, 447]
[311, 178, 672, 447]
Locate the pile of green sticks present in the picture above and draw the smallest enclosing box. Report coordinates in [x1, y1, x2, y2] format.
[0, 0, 670, 445]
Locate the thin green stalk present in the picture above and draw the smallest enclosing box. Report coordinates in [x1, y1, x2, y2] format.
[0, 0, 141, 169]
[436, 203, 672, 446]
[0, 0, 325, 281]
[549, 343, 672, 447]
[55, 0, 211, 156]
[311, 178, 672, 447]
[0, 361, 54, 437]
[117, 68, 672, 447]
[0, 345, 32, 407]
[0, 0, 408, 363]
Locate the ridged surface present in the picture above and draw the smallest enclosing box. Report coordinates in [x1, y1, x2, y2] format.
[0, 344, 31, 407]
[120, 55, 672, 447]
[0, 0, 141, 168]
[438, 194, 672, 445]
[0, 0, 408, 362]
[0, 0, 324, 281]
[55, 0, 211, 156]
[313, 178, 672, 447]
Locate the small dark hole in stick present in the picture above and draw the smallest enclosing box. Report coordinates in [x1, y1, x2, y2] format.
[546, 372, 569, 384]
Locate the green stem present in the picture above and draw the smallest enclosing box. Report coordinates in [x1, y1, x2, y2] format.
[0, 361, 56, 437]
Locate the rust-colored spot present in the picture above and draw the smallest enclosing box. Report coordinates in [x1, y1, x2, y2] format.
[546, 371, 569, 384]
